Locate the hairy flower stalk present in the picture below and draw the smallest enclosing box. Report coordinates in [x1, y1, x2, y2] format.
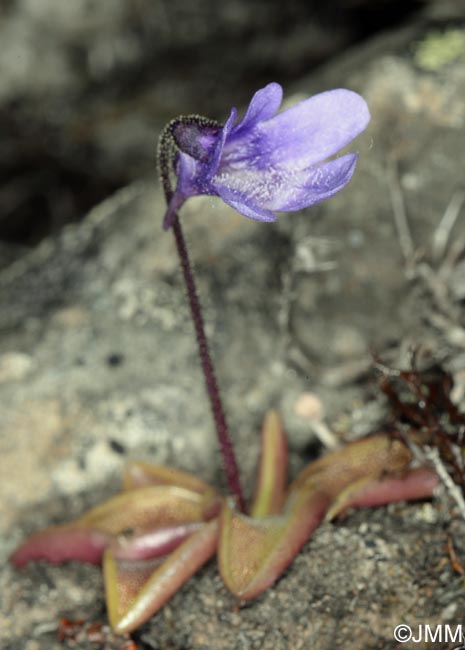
[171, 216, 246, 512]
[158, 83, 370, 511]
[158, 119, 246, 512]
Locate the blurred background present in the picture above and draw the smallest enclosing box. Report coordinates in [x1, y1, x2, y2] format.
[0, 0, 447, 268]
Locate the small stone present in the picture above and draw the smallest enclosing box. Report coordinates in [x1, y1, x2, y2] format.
[0, 352, 34, 383]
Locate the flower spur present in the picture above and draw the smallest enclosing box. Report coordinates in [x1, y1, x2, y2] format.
[12, 412, 437, 634]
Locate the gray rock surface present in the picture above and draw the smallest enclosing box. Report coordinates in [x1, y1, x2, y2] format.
[3, 10, 465, 650]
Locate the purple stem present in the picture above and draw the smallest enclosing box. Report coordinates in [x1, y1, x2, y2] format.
[171, 213, 246, 512]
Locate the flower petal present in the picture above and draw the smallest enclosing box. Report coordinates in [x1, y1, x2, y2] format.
[251, 89, 370, 170]
[213, 153, 358, 216]
[267, 153, 359, 211]
[212, 181, 277, 222]
[231, 83, 283, 137]
[208, 107, 238, 177]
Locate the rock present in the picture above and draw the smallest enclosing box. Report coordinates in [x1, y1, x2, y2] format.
[3, 6, 465, 650]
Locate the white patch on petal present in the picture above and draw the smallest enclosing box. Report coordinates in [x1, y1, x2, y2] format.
[214, 152, 358, 212]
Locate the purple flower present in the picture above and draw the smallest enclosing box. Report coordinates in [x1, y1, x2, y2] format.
[162, 83, 370, 229]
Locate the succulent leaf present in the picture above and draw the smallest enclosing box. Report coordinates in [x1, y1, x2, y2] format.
[105, 520, 219, 633]
[218, 491, 329, 599]
[250, 410, 287, 518]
